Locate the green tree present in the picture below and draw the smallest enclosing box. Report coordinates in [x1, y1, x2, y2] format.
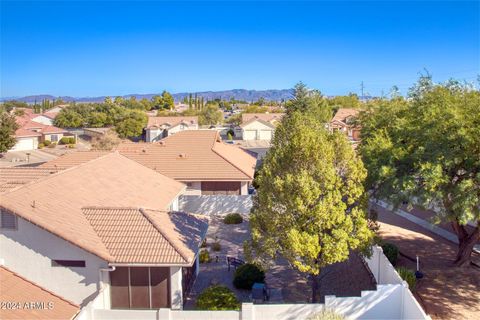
[87, 112, 108, 128]
[359, 78, 480, 266]
[161, 91, 175, 110]
[0, 111, 19, 153]
[198, 104, 223, 126]
[248, 110, 373, 302]
[114, 109, 147, 138]
[54, 109, 84, 128]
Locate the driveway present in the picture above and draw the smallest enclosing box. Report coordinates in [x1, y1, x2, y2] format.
[0, 150, 58, 167]
[373, 204, 480, 320]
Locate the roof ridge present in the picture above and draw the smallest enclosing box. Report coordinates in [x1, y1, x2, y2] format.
[211, 144, 253, 179]
[139, 208, 190, 264]
[0, 265, 79, 308]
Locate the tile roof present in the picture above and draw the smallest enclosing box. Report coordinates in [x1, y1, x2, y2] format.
[14, 118, 67, 138]
[82, 207, 208, 265]
[0, 266, 79, 320]
[0, 167, 59, 194]
[39, 151, 110, 170]
[241, 113, 284, 125]
[146, 116, 198, 129]
[117, 130, 256, 181]
[331, 108, 360, 125]
[1, 152, 186, 263]
[14, 127, 42, 138]
[41, 131, 256, 181]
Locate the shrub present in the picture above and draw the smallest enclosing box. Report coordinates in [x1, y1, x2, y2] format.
[59, 137, 70, 145]
[199, 249, 211, 263]
[382, 243, 399, 266]
[211, 241, 221, 252]
[48, 142, 57, 148]
[196, 285, 240, 310]
[223, 213, 243, 225]
[396, 267, 416, 291]
[38, 143, 45, 149]
[43, 140, 51, 146]
[68, 137, 76, 144]
[233, 263, 265, 290]
[307, 309, 345, 320]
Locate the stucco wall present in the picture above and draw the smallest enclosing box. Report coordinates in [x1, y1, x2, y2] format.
[179, 195, 253, 215]
[0, 216, 108, 306]
[183, 181, 202, 196]
[241, 121, 274, 141]
[170, 267, 183, 310]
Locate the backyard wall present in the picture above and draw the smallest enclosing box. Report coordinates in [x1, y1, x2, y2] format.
[179, 195, 253, 215]
[75, 246, 430, 320]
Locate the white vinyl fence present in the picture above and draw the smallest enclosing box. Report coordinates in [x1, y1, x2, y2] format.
[75, 246, 430, 320]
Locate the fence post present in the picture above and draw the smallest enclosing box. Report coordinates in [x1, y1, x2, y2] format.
[241, 303, 255, 320]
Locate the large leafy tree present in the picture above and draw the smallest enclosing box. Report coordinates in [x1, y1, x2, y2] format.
[359, 77, 480, 266]
[248, 85, 373, 302]
[114, 109, 147, 138]
[0, 111, 19, 153]
[54, 109, 85, 128]
[198, 104, 223, 125]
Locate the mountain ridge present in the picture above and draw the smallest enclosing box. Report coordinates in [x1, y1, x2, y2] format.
[1, 89, 294, 103]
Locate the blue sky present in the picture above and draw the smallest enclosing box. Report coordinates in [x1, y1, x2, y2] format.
[1, 1, 479, 97]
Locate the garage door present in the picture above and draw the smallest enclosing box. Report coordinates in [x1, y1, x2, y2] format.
[201, 181, 241, 195]
[259, 130, 272, 140]
[243, 130, 257, 140]
[11, 138, 37, 151]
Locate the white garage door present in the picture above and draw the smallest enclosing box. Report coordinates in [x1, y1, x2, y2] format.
[259, 130, 272, 140]
[243, 130, 257, 140]
[11, 137, 38, 151]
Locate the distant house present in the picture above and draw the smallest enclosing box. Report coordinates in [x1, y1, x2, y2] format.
[0, 153, 208, 312]
[40, 130, 257, 195]
[239, 113, 284, 141]
[329, 108, 361, 141]
[10, 111, 68, 151]
[145, 116, 199, 142]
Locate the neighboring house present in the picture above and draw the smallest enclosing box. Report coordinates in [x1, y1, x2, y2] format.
[0, 153, 208, 312]
[0, 266, 80, 320]
[329, 108, 361, 142]
[40, 131, 257, 195]
[145, 116, 198, 142]
[239, 113, 284, 141]
[10, 111, 68, 151]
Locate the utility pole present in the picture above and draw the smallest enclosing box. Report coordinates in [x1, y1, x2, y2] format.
[360, 81, 365, 98]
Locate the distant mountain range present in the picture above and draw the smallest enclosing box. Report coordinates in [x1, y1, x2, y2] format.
[1, 89, 295, 103]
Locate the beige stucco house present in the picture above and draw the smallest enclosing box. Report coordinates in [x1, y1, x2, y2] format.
[0, 153, 208, 314]
[145, 116, 199, 142]
[239, 113, 284, 141]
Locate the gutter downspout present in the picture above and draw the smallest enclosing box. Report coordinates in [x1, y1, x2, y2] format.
[99, 266, 116, 309]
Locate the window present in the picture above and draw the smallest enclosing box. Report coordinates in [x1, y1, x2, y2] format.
[0, 210, 17, 230]
[52, 260, 86, 267]
[50, 135, 58, 142]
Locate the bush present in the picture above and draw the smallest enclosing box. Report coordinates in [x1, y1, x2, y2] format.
[307, 309, 345, 320]
[396, 267, 416, 291]
[43, 140, 51, 146]
[233, 263, 265, 290]
[60, 137, 76, 145]
[224, 213, 243, 225]
[382, 243, 399, 266]
[48, 142, 57, 148]
[199, 249, 211, 263]
[38, 143, 45, 149]
[196, 285, 240, 310]
[211, 241, 221, 252]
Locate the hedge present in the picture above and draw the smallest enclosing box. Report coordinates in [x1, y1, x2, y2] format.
[223, 213, 243, 225]
[382, 243, 399, 266]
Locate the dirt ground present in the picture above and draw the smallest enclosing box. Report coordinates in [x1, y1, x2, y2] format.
[374, 204, 480, 320]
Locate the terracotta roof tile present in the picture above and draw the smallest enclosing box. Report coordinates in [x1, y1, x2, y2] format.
[0, 266, 79, 320]
[331, 108, 360, 124]
[39, 151, 110, 170]
[241, 113, 284, 124]
[1, 153, 186, 263]
[147, 116, 198, 129]
[0, 168, 58, 194]
[117, 130, 256, 181]
[82, 207, 208, 264]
